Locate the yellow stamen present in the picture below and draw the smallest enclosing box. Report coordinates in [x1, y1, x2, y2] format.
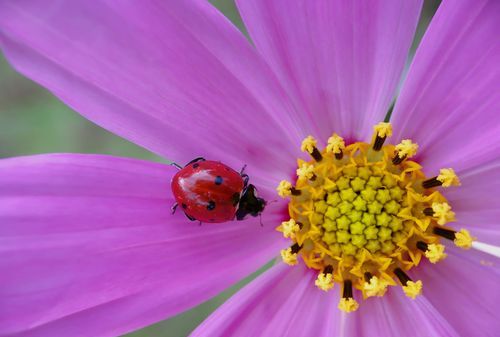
[395, 139, 418, 159]
[277, 180, 293, 198]
[431, 202, 455, 225]
[315, 272, 334, 291]
[402, 280, 422, 299]
[276, 123, 472, 311]
[296, 164, 315, 180]
[338, 298, 359, 313]
[280, 248, 298, 266]
[373, 122, 393, 138]
[437, 168, 461, 187]
[454, 229, 475, 249]
[425, 243, 447, 263]
[363, 276, 388, 297]
[301, 136, 317, 154]
[326, 133, 345, 154]
[280, 219, 301, 239]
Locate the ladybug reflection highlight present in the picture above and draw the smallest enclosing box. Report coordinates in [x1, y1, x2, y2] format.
[171, 158, 266, 223]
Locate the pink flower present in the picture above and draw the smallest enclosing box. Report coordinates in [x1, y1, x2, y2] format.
[1, 1, 499, 336]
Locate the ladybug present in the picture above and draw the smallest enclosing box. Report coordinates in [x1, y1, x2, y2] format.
[171, 158, 266, 223]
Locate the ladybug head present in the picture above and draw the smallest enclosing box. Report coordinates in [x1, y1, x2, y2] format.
[235, 184, 266, 221]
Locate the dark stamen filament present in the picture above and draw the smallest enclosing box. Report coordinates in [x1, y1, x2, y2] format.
[343, 279, 354, 299]
[423, 208, 434, 216]
[290, 187, 301, 196]
[416, 241, 428, 252]
[433, 227, 456, 241]
[311, 148, 323, 162]
[323, 265, 334, 275]
[291, 243, 302, 254]
[364, 272, 373, 282]
[373, 136, 386, 151]
[394, 268, 412, 286]
[422, 177, 442, 189]
[392, 154, 406, 165]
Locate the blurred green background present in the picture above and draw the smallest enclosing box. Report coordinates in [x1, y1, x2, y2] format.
[0, 0, 439, 336]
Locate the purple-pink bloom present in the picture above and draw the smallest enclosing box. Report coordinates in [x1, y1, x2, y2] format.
[0, 0, 499, 336]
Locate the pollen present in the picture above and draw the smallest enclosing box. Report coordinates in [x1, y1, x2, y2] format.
[431, 202, 455, 225]
[363, 276, 388, 298]
[327, 134, 345, 155]
[301, 136, 317, 154]
[296, 164, 315, 180]
[454, 229, 474, 249]
[315, 271, 334, 291]
[402, 280, 423, 299]
[424, 243, 447, 263]
[279, 219, 301, 239]
[280, 247, 299, 266]
[277, 123, 475, 312]
[338, 297, 359, 313]
[437, 168, 461, 187]
[373, 122, 393, 138]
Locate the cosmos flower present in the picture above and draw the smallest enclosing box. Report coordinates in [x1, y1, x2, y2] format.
[0, 0, 499, 336]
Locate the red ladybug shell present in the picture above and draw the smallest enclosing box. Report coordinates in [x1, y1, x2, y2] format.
[171, 160, 244, 223]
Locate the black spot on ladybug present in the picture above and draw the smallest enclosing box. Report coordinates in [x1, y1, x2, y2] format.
[207, 200, 216, 211]
[181, 203, 187, 209]
[214, 176, 223, 185]
[231, 192, 240, 206]
[193, 163, 199, 169]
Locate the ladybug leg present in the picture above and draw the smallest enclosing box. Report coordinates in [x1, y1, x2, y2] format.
[185, 157, 206, 166]
[185, 213, 197, 221]
[171, 203, 178, 214]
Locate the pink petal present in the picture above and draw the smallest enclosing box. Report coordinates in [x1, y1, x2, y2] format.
[0, 154, 286, 336]
[445, 159, 500, 245]
[344, 287, 460, 337]
[191, 263, 343, 337]
[236, 0, 422, 142]
[391, 0, 500, 173]
[0, 1, 302, 181]
[415, 246, 500, 337]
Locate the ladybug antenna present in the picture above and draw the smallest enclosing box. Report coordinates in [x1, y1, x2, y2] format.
[259, 213, 264, 227]
[170, 162, 182, 170]
[240, 164, 248, 176]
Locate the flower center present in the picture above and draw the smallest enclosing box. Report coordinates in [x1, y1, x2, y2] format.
[276, 122, 475, 312]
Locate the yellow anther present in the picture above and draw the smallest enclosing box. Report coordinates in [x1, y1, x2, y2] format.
[425, 243, 447, 263]
[431, 202, 455, 225]
[454, 229, 475, 249]
[363, 276, 388, 297]
[395, 139, 418, 158]
[277, 180, 293, 197]
[338, 298, 359, 313]
[280, 248, 298, 266]
[280, 219, 300, 239]
[315, 272, 334, 291]
[301, 136, 317, 154]
[373, 122, 393, 138]
[437, 168, 461, 187]
[402, 280, 422, 299]
[297, 164, 315, 181]
[327, 133, 345, 154]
